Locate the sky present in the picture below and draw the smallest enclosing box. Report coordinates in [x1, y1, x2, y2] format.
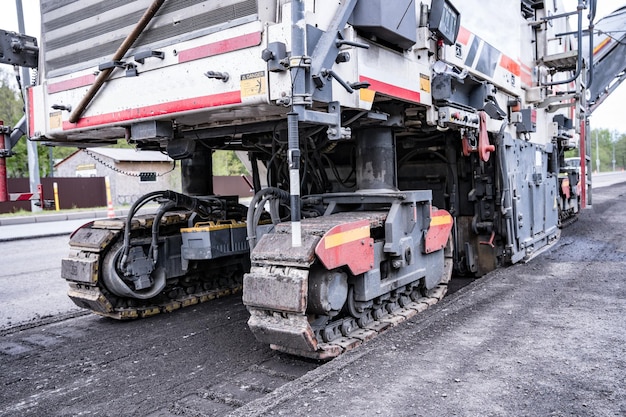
[1, 0, 625, 133]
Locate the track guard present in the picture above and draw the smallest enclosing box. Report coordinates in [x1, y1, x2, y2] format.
[315, 219, 374, 275]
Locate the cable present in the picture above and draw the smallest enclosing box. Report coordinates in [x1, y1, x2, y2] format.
[246, 187, 290, 249]
[83, 149, 176, 177]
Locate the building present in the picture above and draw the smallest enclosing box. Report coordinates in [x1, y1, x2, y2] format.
[54, 148, 181, 206]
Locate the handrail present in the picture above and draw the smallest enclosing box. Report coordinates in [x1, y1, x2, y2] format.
[542, 0, 585, 87]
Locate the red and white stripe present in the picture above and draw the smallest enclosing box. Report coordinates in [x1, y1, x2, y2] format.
[9, 192, 40, 201]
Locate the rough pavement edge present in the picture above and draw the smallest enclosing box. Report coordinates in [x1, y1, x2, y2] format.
[227, 267, 499, 417]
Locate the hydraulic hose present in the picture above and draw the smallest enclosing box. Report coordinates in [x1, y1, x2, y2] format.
[246, 187, 290, 250]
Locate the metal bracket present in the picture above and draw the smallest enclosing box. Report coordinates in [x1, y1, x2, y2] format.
[134, 49, 164, 64]
[0, 124, 11, 158]
[98, 60, 126, 71]
[205, 71, 229, 82]
[262, 42, 288, 72]
[125, 63, 139, 77]
[51, 104, 72, 112]
[294, 101, 349, 141]
[0, 30, 38, 68]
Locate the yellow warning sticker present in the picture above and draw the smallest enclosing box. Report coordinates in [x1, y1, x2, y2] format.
[420, 73, 430, 93]
[240, 71, 266, 97]
[49, 111, 62, 129]
[359, 88, 376, 103]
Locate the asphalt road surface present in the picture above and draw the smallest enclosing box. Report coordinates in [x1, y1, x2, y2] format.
[0, 182, 624, 416]
[0, 235, 80, 328]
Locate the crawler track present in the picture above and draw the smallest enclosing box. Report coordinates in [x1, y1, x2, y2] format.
[61, 213, 247, 319]
[249, 270, 451, 360]
[246, 212, 454, 360]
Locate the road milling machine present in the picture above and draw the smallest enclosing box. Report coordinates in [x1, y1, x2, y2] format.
[6, 0, 626, 359]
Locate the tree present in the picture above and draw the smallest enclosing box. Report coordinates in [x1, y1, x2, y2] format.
[572, 128, 626, 172]
[212, 150, 249, 176]
[0, 68, 79, 178]
[0, 69, 26, 177]
[613, 132, 626, 171]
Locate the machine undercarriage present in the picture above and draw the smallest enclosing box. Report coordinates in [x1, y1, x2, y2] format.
[14, 0, 611, 359]
[61, 116, 565, 358]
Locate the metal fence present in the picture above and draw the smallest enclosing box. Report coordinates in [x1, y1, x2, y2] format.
[0, 176, 253, 214]
[0, 177, 106, 213]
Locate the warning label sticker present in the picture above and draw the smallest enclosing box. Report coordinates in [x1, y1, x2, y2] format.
[240, 71, 266, 97]
[49, 111, 62, 129]
[419, 74, 430, 93]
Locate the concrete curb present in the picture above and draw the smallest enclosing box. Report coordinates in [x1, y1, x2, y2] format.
[0, 208, 150, 226]
[0, 208, 158, 243]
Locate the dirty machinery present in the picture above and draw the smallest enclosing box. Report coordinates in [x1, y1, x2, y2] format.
[16, 0, 624, 359]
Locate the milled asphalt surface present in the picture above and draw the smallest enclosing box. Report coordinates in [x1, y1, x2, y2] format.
[1, 179, 625, 416]
[228, 183, 626, 417]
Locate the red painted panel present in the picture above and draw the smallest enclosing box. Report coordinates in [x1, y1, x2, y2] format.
[28, 87, 34, 137]
[424, 209, 453, 254]
[63, 91, 242, 130]
[457, 26, 471, 46]
[47, 74, 96, 94]
[315, 220, 374, 275]
[178, 32, 262, 63]
[359, 76, 421, 104]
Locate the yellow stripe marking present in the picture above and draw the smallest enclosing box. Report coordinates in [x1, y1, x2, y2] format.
[593, 37, 610, 55]
[430, 214, 453, 227]
[325, 225, 370, 249]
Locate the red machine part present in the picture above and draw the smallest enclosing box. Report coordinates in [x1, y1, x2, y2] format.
[579, 120, 587, 209]
[0, 121, 7, 202]
[478, 111, 495, 162]
[424, 208, 453, 254]
[462, 133, 474, 157]
[315, 219, 374, 275]
[561, 178, 571, 199]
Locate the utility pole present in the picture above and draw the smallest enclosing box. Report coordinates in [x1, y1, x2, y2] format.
[16, 0, 41, 211]
[595, 129, 600, 173]
[612, 130, 616, 172]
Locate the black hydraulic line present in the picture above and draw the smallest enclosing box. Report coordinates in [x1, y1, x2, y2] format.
[150, 201, 176, 264]
[250, 156, 262, 193]
[246, 187, 290, 249]
[321, 153, 356, 188]
[68, 0, 166, 123]
[121, 191, 166, 267]
[120, 189, 224, 267]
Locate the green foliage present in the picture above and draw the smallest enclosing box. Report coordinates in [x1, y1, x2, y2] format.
[588, 128, 626, 172]
[212, 150, 249, 176]
[0, 69, 27, 177]
[111, 140, 134, 149]
[0, 68, 81, 178]
[0, 71, 22, 125]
